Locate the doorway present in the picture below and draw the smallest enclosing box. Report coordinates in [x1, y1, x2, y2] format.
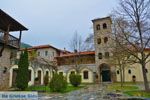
[100, 63, 111, 82]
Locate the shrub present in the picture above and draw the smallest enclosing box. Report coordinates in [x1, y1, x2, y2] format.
[44, 75, 49, 86]
[69, 74, 81, 87]
[16, 50, 29, 90]
[49, 73, 67, 92]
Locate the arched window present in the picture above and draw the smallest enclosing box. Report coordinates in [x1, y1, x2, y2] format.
[46, 71, 49, 76]
[103, 23, 107, 29]
[96, 24, 100, 30]
[97, 38, 101, 44]
[98, 53, 102, 59]
[83, 71, 89, 79]
[59, 72, 63, 76]
[71, 71, 75, 74]
[104, 37, 108, 43]
[128, 69, 131, 74]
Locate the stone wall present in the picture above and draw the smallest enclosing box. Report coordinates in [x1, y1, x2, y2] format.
[0, 47, 15, 90]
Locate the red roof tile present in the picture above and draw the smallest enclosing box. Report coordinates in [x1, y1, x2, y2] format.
[20, 44, 60, 51]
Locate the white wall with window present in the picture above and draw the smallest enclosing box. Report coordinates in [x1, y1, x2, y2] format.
[36, 48, 58, 61]
[80, 68, 93, 83]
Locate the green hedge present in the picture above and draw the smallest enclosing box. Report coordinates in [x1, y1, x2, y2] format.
[49, 73, 67, 92]
[69, 74, 81, 87]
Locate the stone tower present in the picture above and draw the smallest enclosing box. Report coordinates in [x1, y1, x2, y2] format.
[92, 17, 116, 82]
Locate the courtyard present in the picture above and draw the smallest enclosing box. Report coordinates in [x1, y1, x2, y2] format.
[37, 83, 150, 100]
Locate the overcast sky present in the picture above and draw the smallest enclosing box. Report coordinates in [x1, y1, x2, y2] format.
[0, 0, 118, 50]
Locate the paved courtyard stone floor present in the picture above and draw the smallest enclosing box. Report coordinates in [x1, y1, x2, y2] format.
[38, 84, 149, 100]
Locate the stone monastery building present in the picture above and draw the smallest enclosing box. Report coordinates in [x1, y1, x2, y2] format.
[0, 9, 150, 90]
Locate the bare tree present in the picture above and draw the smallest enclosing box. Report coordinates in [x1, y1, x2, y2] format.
[113, 0, 150, 91]
[69, 31, 83, 73]
[82, 33, 95, 51]
[69, 31, 83, 52]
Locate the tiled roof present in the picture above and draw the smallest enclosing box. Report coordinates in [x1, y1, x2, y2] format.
[144, 48, 150, 51]
[20, 44, 60, 51]
[56, 51, 95, 58]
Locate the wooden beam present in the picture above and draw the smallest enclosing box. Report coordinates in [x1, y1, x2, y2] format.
[18, 30, 22, 49]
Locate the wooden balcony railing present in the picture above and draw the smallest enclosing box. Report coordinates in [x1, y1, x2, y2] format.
[0, 32, 19, 48]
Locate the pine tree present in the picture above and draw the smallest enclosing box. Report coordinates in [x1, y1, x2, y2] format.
[16, 49, 29, 90]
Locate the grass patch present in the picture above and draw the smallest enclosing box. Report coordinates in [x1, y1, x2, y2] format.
[107, 84, 139, 92]
[112, 82, 139, 85]
[26, 85, 85, 93]
[124, 91, 150, 98]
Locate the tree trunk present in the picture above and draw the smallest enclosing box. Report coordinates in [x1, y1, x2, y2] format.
[120, 67, 123, 87]
[142, 63, 150, 91]
[122, 65, 125, 83]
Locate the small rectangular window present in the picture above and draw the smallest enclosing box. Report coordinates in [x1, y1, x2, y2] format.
[71, 71, 75, 74]
[105, 52, 109, 58]
[38, 52, 40, 56]
[52, 52, 55, 57]
[83, 71, 89, 79]
[98, 53, 102, 59]
[45, 51, 48, 56]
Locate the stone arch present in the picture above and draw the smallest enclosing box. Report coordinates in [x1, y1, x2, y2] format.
[99, 63, 111, 82]
[36, 68, 44, 85]
[58, 70, 65, 76]
[28, 67, 34, 86]
[44, 69, 50, 76]
[9, 65, 18, 87]
[9, 65, 35, 87]
[67, 69, 76, 82]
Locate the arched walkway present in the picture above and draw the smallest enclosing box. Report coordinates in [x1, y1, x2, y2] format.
[36, 68, 44, 85]
[9, 65, 35, 87]
[99, 63, 111, 82]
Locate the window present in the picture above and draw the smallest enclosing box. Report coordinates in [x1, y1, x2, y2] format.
[52, 52, 55, 57]
[117, 70, 120, 74]
[105, 52, 109, 58]
[45, 51, 48, 56]
[38, 52, 40, 56]
[46, 71, 49, 76]
[29, 70, 31, 81]
[71, 71, 75, 74]
[96, 24, 100, 30]
[59, 72, 63, 76]
[104, 37, 108, 43]
[128, 69, 131, 74]
[83, 71, 89, 79]
[97, 38, 101, 44]
[98, 53, 102, 59]
[103, 23, 107, 29]
[145, 69, 148, 73]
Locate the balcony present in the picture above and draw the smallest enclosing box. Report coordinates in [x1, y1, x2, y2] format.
[0, 32, 19, 48]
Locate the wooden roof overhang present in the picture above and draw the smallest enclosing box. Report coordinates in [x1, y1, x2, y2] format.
[0, 9, 28, 32]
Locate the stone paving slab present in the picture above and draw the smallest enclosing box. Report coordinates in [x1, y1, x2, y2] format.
[39, 84, 148, 100]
